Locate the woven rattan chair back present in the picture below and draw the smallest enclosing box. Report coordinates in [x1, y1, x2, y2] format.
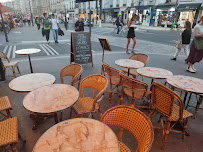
[102, 62, 121, 84]
[101, 105, 154, 152]
[60, 64, 83, 89]
[151, 82, 183, 121]
[129, 53, 149, 66]
[80, 74, 108, 101]
[120, 72, 148, 99]
[0, 49, 10, 63]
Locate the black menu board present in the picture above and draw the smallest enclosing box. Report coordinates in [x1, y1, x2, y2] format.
[70, 32, 93, 67]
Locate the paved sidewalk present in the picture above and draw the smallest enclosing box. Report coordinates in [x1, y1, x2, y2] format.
[0, 52, 202, 152]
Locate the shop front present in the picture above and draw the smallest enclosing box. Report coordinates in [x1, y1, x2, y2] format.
[177, 3, 202, 27]
[103, 8, 120, 23]
[150, 4, 175, 27]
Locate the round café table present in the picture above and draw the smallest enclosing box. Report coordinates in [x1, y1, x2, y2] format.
[9, 73, 55, 92]
[23, 84, 79, 130]
[167, 75, 203, 105]
[33, 118, 120, 152]
[16, 48, 41, 73]
[115, 59, 144, 76]
[137, 67, 173, 84]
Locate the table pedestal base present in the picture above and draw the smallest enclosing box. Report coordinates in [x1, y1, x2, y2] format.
[30, 113, 59, 130]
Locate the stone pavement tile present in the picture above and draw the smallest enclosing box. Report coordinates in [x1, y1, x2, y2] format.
[0, 52, 202, 152]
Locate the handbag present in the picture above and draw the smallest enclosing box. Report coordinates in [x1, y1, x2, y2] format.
[194, 37, 203, 50]
[175, 39, 182, 49]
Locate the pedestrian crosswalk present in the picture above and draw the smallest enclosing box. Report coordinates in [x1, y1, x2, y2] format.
[2, 44, 60, 59]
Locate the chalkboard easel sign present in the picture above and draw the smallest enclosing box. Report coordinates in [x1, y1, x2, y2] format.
[70, 32, 93, 67]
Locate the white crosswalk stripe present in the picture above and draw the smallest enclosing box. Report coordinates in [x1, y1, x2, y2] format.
[3, 46, 8, 53]
[7, 46, 12, 59]
[44, 44, 59, 55]
[39, 44, 50, 55]
[39, 44, 59, 56]
[12, 45, 16, 58]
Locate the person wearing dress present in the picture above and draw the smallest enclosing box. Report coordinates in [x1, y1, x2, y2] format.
[185, 16, 203, 73]
[171, 21, 191, 61]
[126, 14, 137, 54]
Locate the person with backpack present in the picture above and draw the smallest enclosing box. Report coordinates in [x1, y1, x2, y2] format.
[42, 13, 51, 43]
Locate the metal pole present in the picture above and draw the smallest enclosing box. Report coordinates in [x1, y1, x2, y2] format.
[0, 9, 9, 42]
[29, 0, 34, 26]
[96, 0, 98, 24]
[99, 0, 102, 27]
[174, 0, 179, 24]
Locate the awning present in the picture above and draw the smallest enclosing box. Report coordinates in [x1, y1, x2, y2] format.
[0, 5, 13, 13]
[177, 3, 201, 11]
[155, 4, 175, 10]
[131, 6, 150, 10]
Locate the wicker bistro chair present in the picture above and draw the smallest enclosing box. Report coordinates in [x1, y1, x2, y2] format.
[0, 96, 12, 120]
[122, 54, 149, 78]
[102, 62, 122, 100]
[0, 117, 25, 152]
[0, 50, 21, 78]
[119, 72, 152, 109]
[149, 82, 193, 150]
[60, 64, 83, 90]
[70, 74, 108, 118]
[101, 105, 154, 152]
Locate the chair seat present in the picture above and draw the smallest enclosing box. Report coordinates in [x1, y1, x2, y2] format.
[0, 96, 12, 111]
[171, 104, 193, 121]
[124, 88, 152, 99]
[4, 61, 19, 68]
[0, 117, 18, 147]
[108, 77, 120, 85]
[119, 141, 131, 152]
[72, 97, 99, 115]
[122, 68, 137, 77]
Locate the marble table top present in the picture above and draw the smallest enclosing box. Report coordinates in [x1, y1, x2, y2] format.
[9, 73, 55, 92]
[15, 48, 41, 55]
[167, 75, 203, 94]
[33, 118, 120, 152]
[23, 84, 79, 114]
[115, 59, 144, 69]
[137, 67, 173, 79]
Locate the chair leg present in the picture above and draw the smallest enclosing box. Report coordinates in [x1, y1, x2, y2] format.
[11, 66, 17, 78]
[98, 108, 102, 117]
[182, 118, 189, 139]
[131, 98, 135, 106]
[149, 109, 155, 119]
[119, 95, 124, 105]
[6, 109, 12, 118]
[161, 120, 171, 150]
[18, 133, 26, 143]
[10, 143, 18, 152]
[109, 84, 113, 100]
[16, 65, 21, 75]
[194, 96, 202, 119]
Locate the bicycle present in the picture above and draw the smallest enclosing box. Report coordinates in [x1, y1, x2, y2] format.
[113, 26, 128, 37]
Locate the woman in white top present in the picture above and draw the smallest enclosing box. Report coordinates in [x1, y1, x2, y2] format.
[185, 16, 203, 73]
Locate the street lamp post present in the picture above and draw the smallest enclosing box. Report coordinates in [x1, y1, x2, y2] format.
[96, 0, 98, 24]
[0, 3, 9, 42]
[64, 2, 68, 30]
[99, 0, 102, 27]
[29, 0, 34, 26]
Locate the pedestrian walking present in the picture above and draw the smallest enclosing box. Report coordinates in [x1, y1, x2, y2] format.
[171, 21, 192, 61]
[116, 14, 123, 34]
[75, 18, 84, 31]
[27, 15, 31, 26]
[51, 14, 59, 43]
[186, 16, 203, 73]
[126, 14, 137, 54]
[35, 17, 40, 30]
[42, 13, 51, 43]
